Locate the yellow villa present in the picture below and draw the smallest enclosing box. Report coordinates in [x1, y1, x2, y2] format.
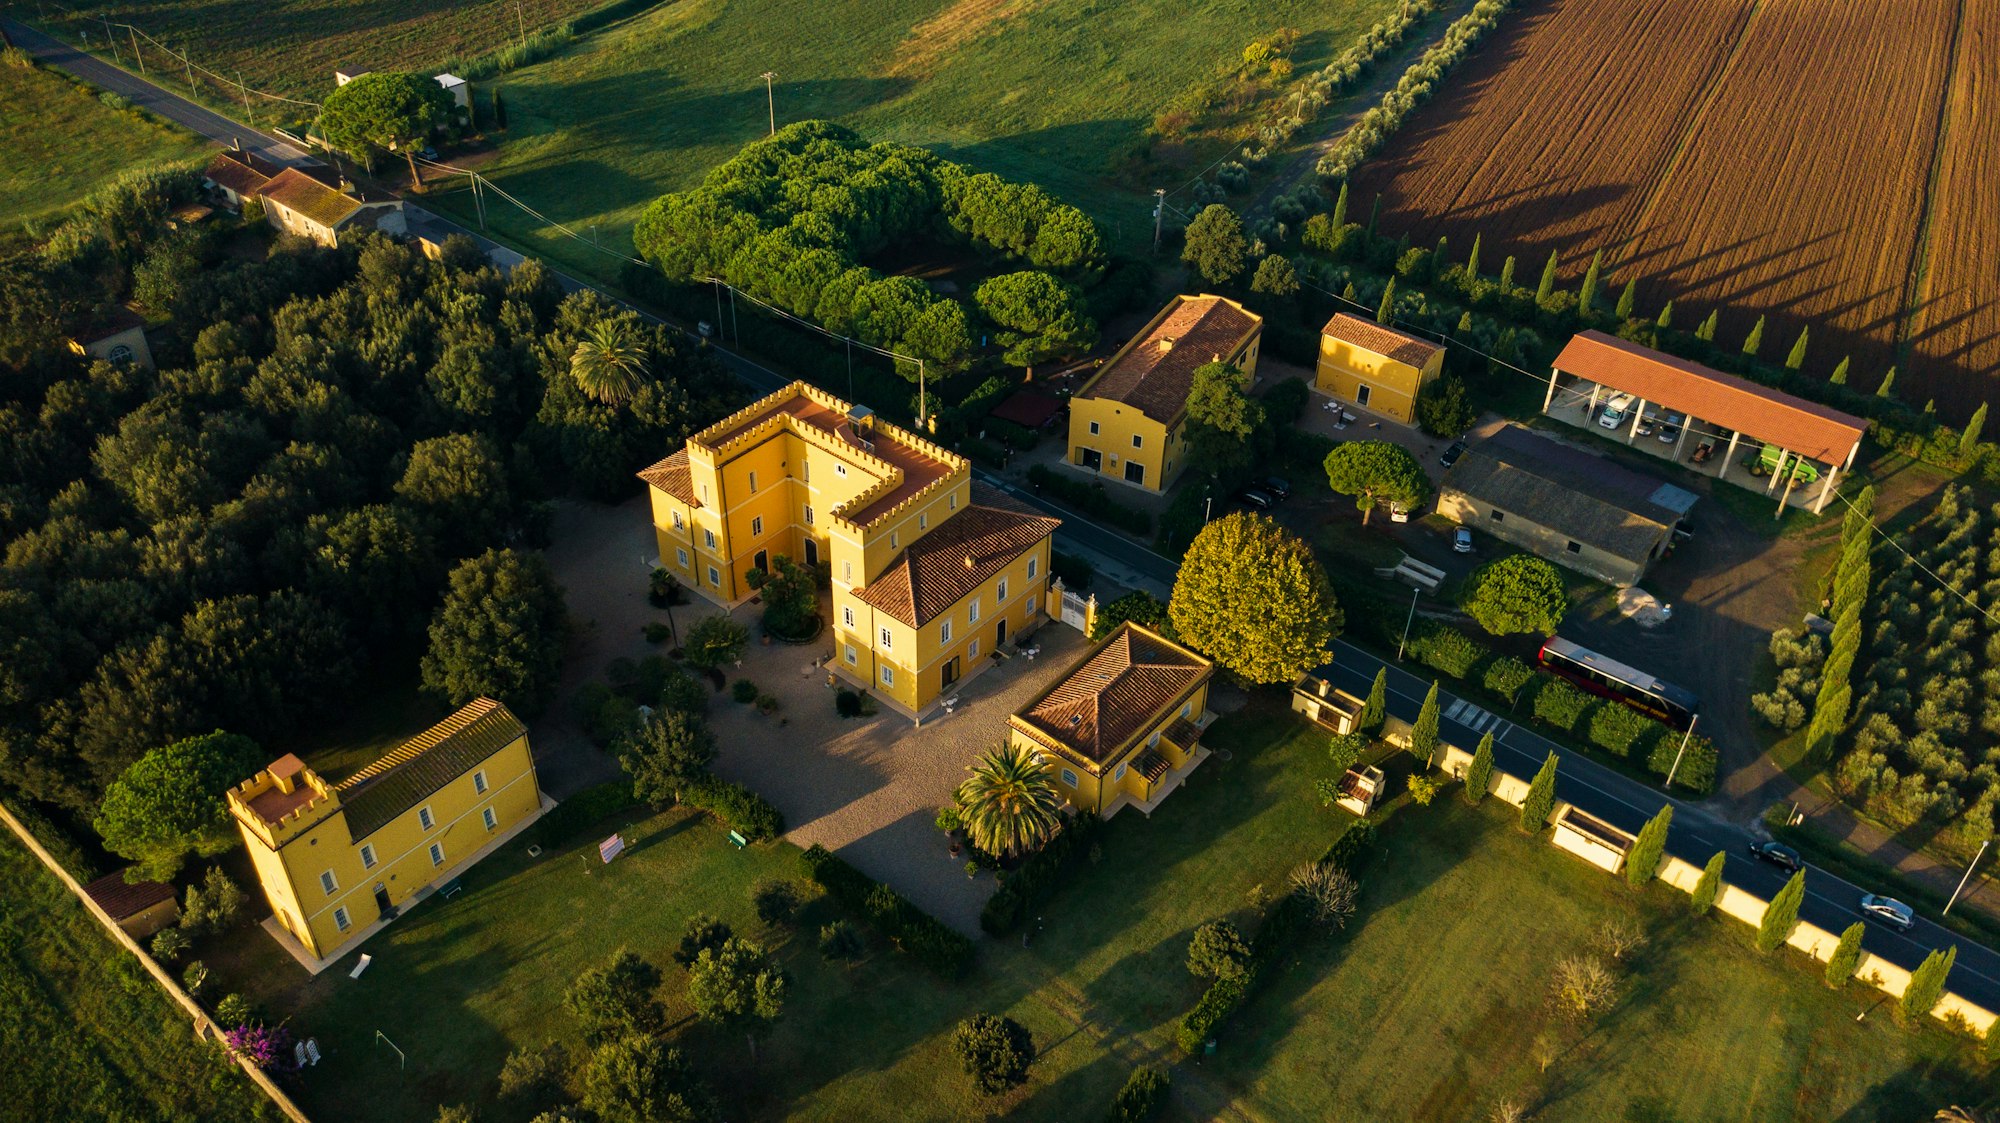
[1009, 622, 1215, 817]
[1315, 312, 1445, 425]
[1065, 294, 1262, 493]
[639, 382, 1061, 717]
[227, 698, 544, 968]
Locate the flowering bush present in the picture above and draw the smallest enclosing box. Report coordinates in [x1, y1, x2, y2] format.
[223, 1023, 295, 1072]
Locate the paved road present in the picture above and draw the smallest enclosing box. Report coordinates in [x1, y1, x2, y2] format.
[20, 11, 1999, 1015]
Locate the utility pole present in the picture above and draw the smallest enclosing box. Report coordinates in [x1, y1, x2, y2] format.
[727, 283, 738, 342]
[1663, 713, 1700, 790]
[471, 173, 487, 231]
[182, 45, 195, 93]
[711, 279, 724, 341]
[1396, 586, 1420, 661]
[517, 1, 527, 47]
[760, 71, 778, 135]
[1152, 188, 1165, 254]
[918, 359, 927, 428]
[101, 16, 118, 63]
[237, 70, 253, 124]
[1945, 838, 1991, 915]
[129, 26, 146, 77]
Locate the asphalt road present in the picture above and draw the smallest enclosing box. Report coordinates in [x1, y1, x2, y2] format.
[18, 13, 1999, 1015]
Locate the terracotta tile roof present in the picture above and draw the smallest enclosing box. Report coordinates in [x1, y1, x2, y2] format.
[338, 698, 528, 842]
[1320, 312, 1444, 367]
[1443, 423, 1697, 562]
[854, 485, 1059, 626]
[258, 167, 361, 229]
[636, 448, 701, 508]
[1553, 331, 1866, 465]
[204, 149, 281, 197]
[988, 389, 1064, 430]
[1082, 295, 1262, 424]
[81, 871, 176, 920]
[1013, 623, 1211, 765]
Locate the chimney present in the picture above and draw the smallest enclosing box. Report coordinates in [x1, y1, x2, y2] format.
[963, 554, 977, 569]
[1156, 336, 1176, 354]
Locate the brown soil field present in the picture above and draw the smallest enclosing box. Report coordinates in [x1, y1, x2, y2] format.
[1352, 0, 1992, 420]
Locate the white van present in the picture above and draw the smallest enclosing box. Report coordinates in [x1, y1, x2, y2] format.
[1598, 393, 1634, 430]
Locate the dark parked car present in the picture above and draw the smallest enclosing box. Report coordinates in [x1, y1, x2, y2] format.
[1746, 840, 1803, 873]
[1257, 476, 1292, 501]
[1859, 894, 1914, 932]
[1440, 441, 1467, 468]
[1234, 487, 1275, 512]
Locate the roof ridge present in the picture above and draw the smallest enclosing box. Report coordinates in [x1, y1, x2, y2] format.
[340, 698, 505, 792]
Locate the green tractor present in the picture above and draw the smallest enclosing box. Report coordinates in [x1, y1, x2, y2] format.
[1741, 442, 1820, 483]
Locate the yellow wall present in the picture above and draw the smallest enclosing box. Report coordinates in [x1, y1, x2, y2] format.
[1315, 337, 1443, 425]
[1023, 677, 1210, 817]
[235, 736, 540, 961]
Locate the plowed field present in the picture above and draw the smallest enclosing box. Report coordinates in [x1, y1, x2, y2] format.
[1353, 0, 1992, 420]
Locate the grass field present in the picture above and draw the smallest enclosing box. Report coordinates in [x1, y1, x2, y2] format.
[419, 0, 1406, 281]
[0, 832, 277, 1122]
[0, 59, 209, 232]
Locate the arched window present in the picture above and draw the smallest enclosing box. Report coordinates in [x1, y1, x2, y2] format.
[108, 344, 133, 364]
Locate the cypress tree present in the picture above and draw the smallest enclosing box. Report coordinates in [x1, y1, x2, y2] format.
[1655, 299, 1674, 329]
[1377, 278, 1397, 325]
[1614, 277, 1638, 321]
[1742, 315, 1766, 357]
[1366, 194, 1382, 241]
[1463, 731, 1494, 804]
[1519, 752, 1558, 833]
[1465, 233, 1482, 281]
[1456, 311, 1473, 333]
[1876, 365, 1897, 398]
[1331, 181, 1349, 229]
[1360, 668, 1387, 733]
[1342, 281, 1357, 302]
[1499, 255, 1516, 292]
[1900, 946, 1956, 1023]
[1823, 921, 1865, 988]
[1959, 402, 1988, 459]
[1431, 236, 1449, 283]
[1925, 398, 1937, 415]
[1695, 309, 1718, 341]
[493, 87, 508, 129]
[1985, 1019, 2000, 1065]
[1624, 804, 1673, 889]
[1409, 680, 1440, 767]
[1577, 250, 1603, 315]
[1535, 250, 1559, 303]
[1829, 354, 1850, 385]
[1785, 325, 1809, 369]
[1689, 850, 1725, 915]
[1756, 870, 1805, 953]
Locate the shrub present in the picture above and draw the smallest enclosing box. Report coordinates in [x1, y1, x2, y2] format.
[751, 878, 803, 926]
[980, 814, 1103, 934]
[150, 926, 192, 962]
[1532, 680, 1593, 732]
[213, 993, 253, 1028]
[1177, 973, 1249, 1053]
[952, 1013, 1035, 1096]
[1106, 1067, 1170, 1123]
[643, 621, 673, 644]
[1648, 733, 1718, 795]
[1406, 622, 1484, 678]
[681, 775, 784, 841]
[1050, 546, 1098, 590]
[731, 679, 759, 704]
[1187, 919, 1251, 980]
[802, 845, 973, 977]
[534, 781, 639, 848]
[818, 920, 865, 962]
[573, 682, 642, 746]
[1028, 467, 1152, 536]
[674, 915, 734, 968]
[1588, 703, 1653, 758]
[835, 688, 865, 718]
[1482, 656, 1535, 703]
[1326, 731, 1367, 774]
[564, 948, 665, 1039]
[499, 1042, 567, 1103]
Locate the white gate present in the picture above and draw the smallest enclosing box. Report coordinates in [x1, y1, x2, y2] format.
[1059, 589, 1090, 631]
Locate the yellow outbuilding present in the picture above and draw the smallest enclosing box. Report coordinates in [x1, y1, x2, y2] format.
[1066, 294, 1262, 493]
[1314, 312, 1445, 425]
[639, 382, 1061, 718]
[1008, 622, 1214, 818]
[227, 698, 544, 969]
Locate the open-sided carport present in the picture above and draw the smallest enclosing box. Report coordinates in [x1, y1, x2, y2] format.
[1540, 332, 1866, 514]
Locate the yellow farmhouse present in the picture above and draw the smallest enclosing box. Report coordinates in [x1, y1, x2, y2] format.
[639, 382, 1061, 718]
[1315, 312, 1446, 425]
[1009, 622, 1215, 817]
[1066, 294, 1262, 492]
[227, 698, 543, 967]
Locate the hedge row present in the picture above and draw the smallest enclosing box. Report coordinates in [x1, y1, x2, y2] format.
[801, 844, 974, 978]
[1027, 465, 1153, 535]
[534, 781, 640, 849]
[683, 775, 785, 842]
[1177, 822, 1378, 1053]
[980, 814, 1103, 934]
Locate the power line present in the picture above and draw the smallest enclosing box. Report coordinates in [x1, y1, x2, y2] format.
[29, 0, 323, 108]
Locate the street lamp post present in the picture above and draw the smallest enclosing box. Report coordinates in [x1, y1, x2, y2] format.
[761, 71, 778, 135]
[1396, 586, 1420, 661]
[1663, 713, 1700, 790]
[1945, 838, 1991, 915]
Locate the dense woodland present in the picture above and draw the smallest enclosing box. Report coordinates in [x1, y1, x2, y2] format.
[0, 173, 740, 815]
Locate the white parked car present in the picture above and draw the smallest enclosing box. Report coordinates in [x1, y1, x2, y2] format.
[1598, 393, 1634, 429]
[1389, 502, 1411, 523]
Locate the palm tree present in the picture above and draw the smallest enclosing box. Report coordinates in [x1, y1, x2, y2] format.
[569, 319, 649, 405]
[955, 743, 1064, 858]
[1937, 1109, 1996, 1123]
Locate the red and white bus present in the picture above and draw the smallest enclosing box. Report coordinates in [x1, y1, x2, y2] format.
[1537, 636, 1699, 731]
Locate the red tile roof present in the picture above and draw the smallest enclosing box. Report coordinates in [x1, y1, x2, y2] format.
[854, 486, 1059, 626]
[258, 167, 361, 229]
[1013, 623, 1211, 765]
[82, 871, 177, 920]
[1320, 312, 1444, 366]
[1553, 331, 1866, 465]
[338, 698, 528, 842]
[988, 389, 1064, 430]
[636, 448, 701, 508]
[1082, 295, 1262, 424]
[204, 149, 281, 197]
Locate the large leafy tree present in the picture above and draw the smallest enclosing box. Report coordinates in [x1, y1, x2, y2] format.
[395, 432, 511, 544]
[570, 319, 651, 407]
[1322, 440, 1428, 524]
[973, 271, 1096, 376]
[743, 554, 817, 638]
[580, 1035, 717, 1123]
[686, 936, 788, 1058]
[1182, 204, 1248, 286]
[92, 730, 263, 881]
[316, 71, 453, 184]
[1459, 555, 1568, 636]
[955, 743, 1064, 857]
[420, 548, 568, 717]
[564, 947, 665, 1040]
[1088, 589, 1171, 642]
[1168, 512, 1340, 684]
[618, 711, 716, 808]
[1183, 361, 1265, 476]
[951, 1013, 1035, 1097]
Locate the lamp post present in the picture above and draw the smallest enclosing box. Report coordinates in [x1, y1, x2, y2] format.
[1945, 838, 1991, 916]
[761, 71, 778, 135]
[1663, 713, 1700, 790]
[1396, 586, 1420, 661]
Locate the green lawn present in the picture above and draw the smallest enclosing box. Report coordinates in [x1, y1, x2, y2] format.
[422, 0, 1404, 281]
[0, 60, 209, 232]
[1210, 796, 1983, 1121]
[0, 833, 277, 1122]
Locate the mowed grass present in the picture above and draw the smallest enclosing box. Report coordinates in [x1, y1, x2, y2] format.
[0, 61, 208, 231]
[422, 0, 1403, 279]
[1209, 796, 1984, 1121]
[0, 834, 277, 1122]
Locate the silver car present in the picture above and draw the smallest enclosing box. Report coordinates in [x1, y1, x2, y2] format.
[1859, 893, 1914, 932]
